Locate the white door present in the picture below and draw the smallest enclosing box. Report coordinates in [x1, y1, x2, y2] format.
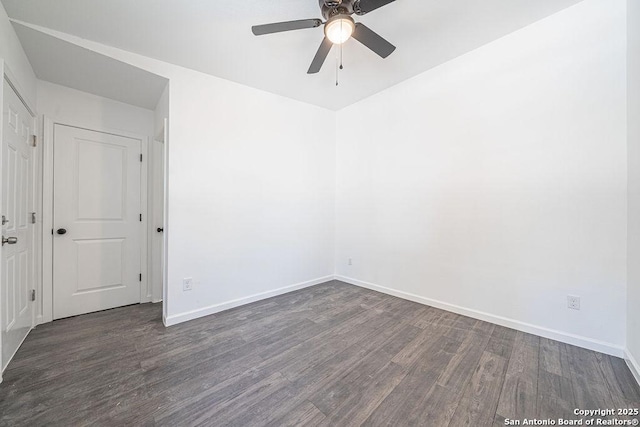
[2, 79, 35, 370]
[151, 140, 164, 302]
[53, 125, 142, 319]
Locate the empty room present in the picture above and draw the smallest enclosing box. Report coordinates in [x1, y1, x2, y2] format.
[0, 0, 639, 425]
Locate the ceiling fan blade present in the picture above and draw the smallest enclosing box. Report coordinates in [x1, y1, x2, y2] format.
[307, 37, 333, 74]
[355, 0, 396, 15]
[252, 19, 322, 36]
[352, 23, 396, 58]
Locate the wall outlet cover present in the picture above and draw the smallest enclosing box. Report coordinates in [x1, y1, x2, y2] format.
[567, 295, 580, 310]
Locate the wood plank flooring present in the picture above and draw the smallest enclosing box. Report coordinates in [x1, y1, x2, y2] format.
[0, 281, 638, 426]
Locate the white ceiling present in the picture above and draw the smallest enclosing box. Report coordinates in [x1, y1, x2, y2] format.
[2, 0, 583, 110]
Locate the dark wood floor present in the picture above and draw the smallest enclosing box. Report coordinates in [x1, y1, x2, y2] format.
[1, 281, 638, 426]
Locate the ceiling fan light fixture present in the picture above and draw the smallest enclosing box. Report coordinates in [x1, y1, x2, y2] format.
[324, 15, 355, 44]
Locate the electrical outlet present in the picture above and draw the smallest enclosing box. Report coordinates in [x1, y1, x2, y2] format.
[348, 258, 352, 266]
[183, 277, 193, 291]
[567, 295, 580, 310]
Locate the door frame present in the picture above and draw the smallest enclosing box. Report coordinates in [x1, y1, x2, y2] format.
[41, 117, 150, 323]
[0, 66, 39, 379]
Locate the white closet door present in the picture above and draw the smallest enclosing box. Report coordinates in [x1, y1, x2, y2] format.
[53, 125, 141, 319]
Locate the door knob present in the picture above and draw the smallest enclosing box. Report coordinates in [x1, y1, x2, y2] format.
[56, 228, 67, 235]
[1, 215, 8, 225]
[157, 227, 164, 233]
[2, 236, 18, 246]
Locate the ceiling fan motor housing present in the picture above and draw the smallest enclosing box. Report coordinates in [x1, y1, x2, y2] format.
[320, 0, 357, 19]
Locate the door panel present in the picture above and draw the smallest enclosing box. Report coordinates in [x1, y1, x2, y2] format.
[76, 140, 126, 220]
[2, 79, 35, 371]
[76, 238, 125, 290]
[53, 125, 141, 319]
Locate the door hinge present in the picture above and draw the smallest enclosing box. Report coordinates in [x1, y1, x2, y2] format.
[139, 273, 142, 282]
[140, 153, 143, 162]
[30, 212, 36, 224]
[30, 289, 36, 301]
[139, 213, 142, 222]
[31, 135, 37, 147]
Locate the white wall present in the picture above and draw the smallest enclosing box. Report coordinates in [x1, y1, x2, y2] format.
[164, 73, 335, 323]
[0, 1, 37, 382]
[336, 0, 628, 355]
[37, 80, 154, 137]
[0, 2, 36, 107]
[627, 0, 640, 378]
[23, 27, 337, 325]
[154, 83, 169, 140]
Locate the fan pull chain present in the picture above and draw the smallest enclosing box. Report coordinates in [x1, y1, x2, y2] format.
[335, 20, 345, 86]
[335, 37, 344, 86]
[335, 45, 339, 86]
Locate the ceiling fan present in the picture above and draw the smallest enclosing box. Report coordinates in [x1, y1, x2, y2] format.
[251, 0, 396, 74]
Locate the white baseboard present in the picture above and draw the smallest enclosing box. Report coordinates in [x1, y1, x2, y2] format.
[163, 275, 335, 327]
[625, 349, 640, 387]
[161, 273, 629, 361]
[335, 275, 625, 358]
